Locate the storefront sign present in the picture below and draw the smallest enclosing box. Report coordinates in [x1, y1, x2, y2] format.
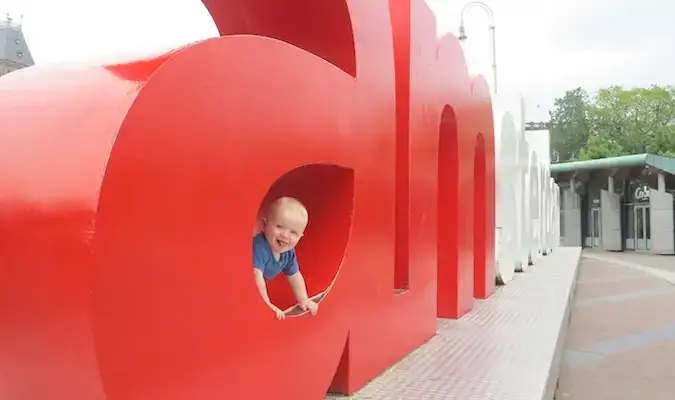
[634, 185, 650, 202]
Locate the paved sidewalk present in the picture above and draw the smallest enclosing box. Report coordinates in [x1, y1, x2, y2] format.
[326, 247, 581, 400]
[557, 252, 675, 399]
[583, 248, 675, 274]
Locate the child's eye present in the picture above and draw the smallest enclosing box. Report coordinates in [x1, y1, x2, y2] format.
[276, 224, 283, 229]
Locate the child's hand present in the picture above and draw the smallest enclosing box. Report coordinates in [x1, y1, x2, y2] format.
[299, 299, 319, 316]
[270, 305, 285, 320]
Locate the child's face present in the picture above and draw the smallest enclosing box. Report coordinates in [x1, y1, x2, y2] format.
[263, 205, 307, 254]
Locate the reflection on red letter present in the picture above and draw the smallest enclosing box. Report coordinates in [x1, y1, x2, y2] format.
[0, 61, 161, 399]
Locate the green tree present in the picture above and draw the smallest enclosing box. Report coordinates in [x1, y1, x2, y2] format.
[550, 85, 675, 161]
[549, 88, 591, 162]
[590, 85, 675, 156]
[576, 134, 623, 161]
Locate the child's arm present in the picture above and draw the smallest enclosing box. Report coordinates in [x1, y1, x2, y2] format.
[254, 269, 286, 320]
[283, 253, 318, 315]
[287, 272, 310, 303]
[253, 268, 275, 308]
[287, 272, 319, 315]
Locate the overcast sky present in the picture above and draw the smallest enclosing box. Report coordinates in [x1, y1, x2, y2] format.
[1, 0, 673, 121]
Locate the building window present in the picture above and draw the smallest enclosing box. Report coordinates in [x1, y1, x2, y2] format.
[626, 205, 634, 239]
[16, 51, 22, 59]
[646, 207, 651, 240]
[14, 38, 19, 44]
[592, 209, 600, 238]
[637, 208, 644, 238]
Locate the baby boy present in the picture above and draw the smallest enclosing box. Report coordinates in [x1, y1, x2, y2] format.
[252, 196, 319, 320]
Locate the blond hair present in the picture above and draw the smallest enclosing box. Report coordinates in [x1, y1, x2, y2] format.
[268, 196, 309, 222]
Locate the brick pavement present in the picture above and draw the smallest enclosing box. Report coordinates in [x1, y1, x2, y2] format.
[583, 248, 675, 274]
[556, 253, 675, 400]
[325, 247, 581, 400]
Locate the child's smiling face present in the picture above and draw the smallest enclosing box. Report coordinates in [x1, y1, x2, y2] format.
[262, 198, 308, 254]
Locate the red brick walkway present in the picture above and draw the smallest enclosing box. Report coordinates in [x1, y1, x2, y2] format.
[557, 253, 675, 399]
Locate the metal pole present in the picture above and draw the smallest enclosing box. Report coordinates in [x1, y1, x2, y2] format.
[489, 24, 497, 93]
[459, 2, 498, 94]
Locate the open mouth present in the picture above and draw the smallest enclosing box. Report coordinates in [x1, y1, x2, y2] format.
[276, 239, 288, 247]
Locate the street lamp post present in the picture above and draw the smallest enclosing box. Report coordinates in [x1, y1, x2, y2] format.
[458, 2, 498, 94]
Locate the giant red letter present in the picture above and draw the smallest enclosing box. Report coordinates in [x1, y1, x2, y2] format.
[0, 1, 496, 399]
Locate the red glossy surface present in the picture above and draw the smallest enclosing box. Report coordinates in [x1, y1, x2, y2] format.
[0, 1, 494, 399]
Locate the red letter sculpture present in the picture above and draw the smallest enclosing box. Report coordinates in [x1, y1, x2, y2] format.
[0, 0, 495, 399]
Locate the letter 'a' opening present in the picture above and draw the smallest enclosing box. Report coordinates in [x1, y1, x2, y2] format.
[253, 164, 355, 315]
[201, 0, 357, 77]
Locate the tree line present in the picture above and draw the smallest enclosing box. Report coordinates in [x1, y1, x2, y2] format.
[549, 85, 675, 163]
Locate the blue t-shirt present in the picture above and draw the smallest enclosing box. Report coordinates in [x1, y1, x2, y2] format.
[252, 232, 299, 280]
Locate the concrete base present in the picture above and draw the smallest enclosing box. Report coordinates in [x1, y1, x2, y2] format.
[326, 246, 582, 400]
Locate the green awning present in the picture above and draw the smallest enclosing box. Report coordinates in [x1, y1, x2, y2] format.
[550, 153, 675, 176]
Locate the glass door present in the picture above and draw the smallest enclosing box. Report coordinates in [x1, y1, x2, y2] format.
[625, 204, 635, 250]
[591, 208, 601, 247]
[634, 205, 651, 251]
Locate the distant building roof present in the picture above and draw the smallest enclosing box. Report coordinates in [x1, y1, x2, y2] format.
[550, 153, 675, 177]
[0, 14, 34, 66]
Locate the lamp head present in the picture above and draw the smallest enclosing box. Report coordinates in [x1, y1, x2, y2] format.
[458, 25, 468, 41]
